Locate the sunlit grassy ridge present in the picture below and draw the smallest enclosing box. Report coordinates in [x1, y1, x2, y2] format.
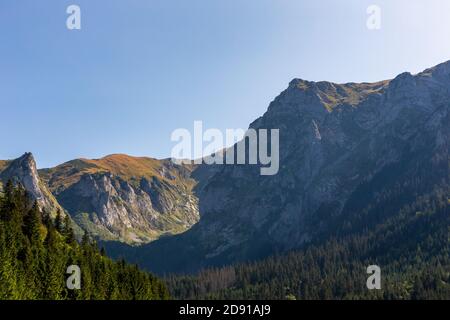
[40, 154, 197, 193]
[0, 160, 10, 172]
[294, 79, 390, 111]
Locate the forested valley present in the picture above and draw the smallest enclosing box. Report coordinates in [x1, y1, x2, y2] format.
[166, 185, 450, 300]
[0, 181, 169, 300]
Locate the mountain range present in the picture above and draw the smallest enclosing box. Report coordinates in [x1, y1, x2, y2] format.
[0, 153, 199, 244]
[1, 60, 449, 276]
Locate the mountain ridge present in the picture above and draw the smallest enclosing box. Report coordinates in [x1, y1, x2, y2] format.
[108, 60, 450, 274]
[39, 154, 196, 193]
[0, 153, 64, 217]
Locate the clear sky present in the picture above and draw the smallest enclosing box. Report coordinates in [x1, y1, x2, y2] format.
[2, 0, 450, 168]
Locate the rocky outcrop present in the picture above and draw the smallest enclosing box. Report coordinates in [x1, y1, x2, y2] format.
[0, 153, 63, 216]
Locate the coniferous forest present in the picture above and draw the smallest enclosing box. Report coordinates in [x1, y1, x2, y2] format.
[166, 185, 450, 300]
[0, 181, 169, 300]
[3, 177, 449, 300]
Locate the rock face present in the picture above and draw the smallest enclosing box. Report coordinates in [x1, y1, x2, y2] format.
[128, 61, 450, 273]
[0, 153, 63, 215]
[39, 155, 199, 244]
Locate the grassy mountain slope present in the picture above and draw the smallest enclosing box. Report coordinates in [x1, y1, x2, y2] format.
[39, 154, 199, 244]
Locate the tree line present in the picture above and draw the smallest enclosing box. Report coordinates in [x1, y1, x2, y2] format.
[0, 181, 169, 300]
[166, 185, 450, 299]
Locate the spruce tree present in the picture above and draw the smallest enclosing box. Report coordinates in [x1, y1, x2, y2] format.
[24, 201, 42, 243]
[63, 214, 75, 244]
[54, 209, 63, 233]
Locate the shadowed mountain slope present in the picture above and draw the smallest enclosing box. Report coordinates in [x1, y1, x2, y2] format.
[109, 61, 450, 274]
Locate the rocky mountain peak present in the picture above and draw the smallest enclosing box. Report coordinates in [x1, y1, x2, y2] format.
[420, 59, 450, 77]
[0, 152, 63, 215]
[0, 152, 41, 198]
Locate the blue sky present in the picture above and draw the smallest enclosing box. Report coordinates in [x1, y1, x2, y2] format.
[2, 0, 450, 168]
